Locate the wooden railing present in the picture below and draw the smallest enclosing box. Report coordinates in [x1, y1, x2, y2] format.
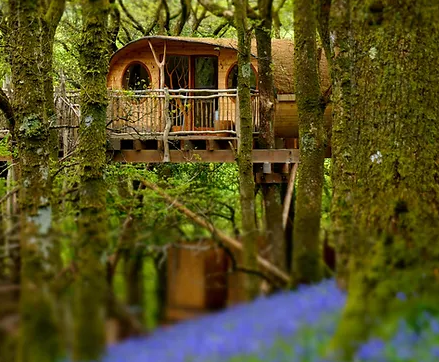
[106, 89, 259, 135]
[0, 89, 260, 149]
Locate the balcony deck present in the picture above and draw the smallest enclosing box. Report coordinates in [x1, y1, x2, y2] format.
[0, 89, 299, 167]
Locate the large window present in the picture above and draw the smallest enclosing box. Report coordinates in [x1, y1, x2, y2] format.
[122, 63, 151, 90]
[226, 63, 257, 90]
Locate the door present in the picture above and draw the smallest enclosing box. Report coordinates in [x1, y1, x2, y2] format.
[193, 56, 218, 129]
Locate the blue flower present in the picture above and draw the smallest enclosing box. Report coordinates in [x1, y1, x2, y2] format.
[355, 338, 386, 361]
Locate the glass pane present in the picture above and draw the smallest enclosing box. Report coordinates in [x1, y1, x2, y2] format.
[194, 57, 218, 89]
[165, 56, 189, 89]
[122, 63, 150, 90]
[227, 64, 256, 90]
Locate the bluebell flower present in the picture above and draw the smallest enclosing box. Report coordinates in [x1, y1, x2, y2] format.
[68, 278, 439, 362]
[355, 338, 386, 361]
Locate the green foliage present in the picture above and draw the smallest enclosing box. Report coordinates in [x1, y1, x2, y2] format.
[0, 133, 10, 157]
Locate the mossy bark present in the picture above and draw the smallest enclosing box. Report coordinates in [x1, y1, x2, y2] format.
[256, 0, 287, 272]
[40, 1, 66, 162]
[8, 1, 62, 361]
[73, 1, 110, 360]
[330, 1, 439, 358]
[329, 0, 354, 289]
[234, 0, 259, 300]
[292, 0, 326, 284]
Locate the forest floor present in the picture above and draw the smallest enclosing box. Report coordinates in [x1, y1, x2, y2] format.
[97, 279, 439, 362]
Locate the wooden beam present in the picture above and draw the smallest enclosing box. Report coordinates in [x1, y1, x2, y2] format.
[255, 172, 289, 184]
[111, 149, 299, 163]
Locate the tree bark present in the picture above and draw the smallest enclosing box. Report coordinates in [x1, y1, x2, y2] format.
[234, 0, 259, 300]
[328, 0, 353, 290]
[292, 0, 325, 284]
[255, 0, 287, 272]
[330, 1, 439, 358]
[8, 0, 61, 361]
[73, 0, 110, 360]
[41, 0, 67, 162]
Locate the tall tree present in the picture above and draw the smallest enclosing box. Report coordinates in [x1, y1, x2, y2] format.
[73, 0, 110, 360]
[8, 0, 62, 361]
[40, 0, 66, 161]
[234, 0, 259, 299]
[255, 0, 286, 272]
[292, 0, 326, 284]
[330, 0, 439, 357]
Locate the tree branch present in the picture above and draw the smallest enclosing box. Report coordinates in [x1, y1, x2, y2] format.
[117, 0, 147, 34]
[44, 0, 66, 28]
[140, 178, 290, 285]
[109, 0, 121, 53]
[173, 0, 190, 35]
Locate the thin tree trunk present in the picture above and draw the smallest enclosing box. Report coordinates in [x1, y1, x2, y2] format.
[256, 0, 286, 272]
[41, 0, 66, 163]
[234, 0, 259, 299]
[8, 0, 61, 361]
[292, 0, 325, 284]
[73, 1, 110, 360]
[330, 1, 439, 358]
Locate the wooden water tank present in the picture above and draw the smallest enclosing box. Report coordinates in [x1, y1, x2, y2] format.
[165, 243, 228, 323]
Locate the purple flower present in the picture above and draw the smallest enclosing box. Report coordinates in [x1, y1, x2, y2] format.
[355, 338, 386, 361]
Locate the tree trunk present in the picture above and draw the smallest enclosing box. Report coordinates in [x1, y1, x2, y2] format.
[41, 1, 66, 162]
[292, 0, 325, 284]
[330, 1, 439, 358]
[73, 0, 110, 360]
[255, 0, 287, 272]
[329, 0, 353, 290]
[234, 0, 259, 299]
[8, 1, 62, 361]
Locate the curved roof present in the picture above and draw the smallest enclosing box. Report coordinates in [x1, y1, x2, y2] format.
[110, 36, 329, 95]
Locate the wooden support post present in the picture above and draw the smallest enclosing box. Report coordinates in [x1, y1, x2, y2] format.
[282, 163, 299, 229]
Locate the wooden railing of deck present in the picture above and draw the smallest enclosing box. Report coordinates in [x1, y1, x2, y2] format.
[0, 89, 261, 154]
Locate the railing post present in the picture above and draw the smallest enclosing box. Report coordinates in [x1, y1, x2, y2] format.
[162, 87, 171, 162]
[235, 91, 240, 149]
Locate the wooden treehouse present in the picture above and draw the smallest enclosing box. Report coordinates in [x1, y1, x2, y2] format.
[57, 36, 331, 173]
[3, 36, 332, 323]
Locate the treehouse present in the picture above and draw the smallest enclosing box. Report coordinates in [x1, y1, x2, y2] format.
[103, 36, 331, 164]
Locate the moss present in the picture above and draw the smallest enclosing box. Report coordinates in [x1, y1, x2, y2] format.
[329, 0, 355, 289]
[292, 0, 326, 285]
[9, 0, 62, 361]
[73, 1, 110, 360]
[235, 0, 259, 300]
[330, 0, 439, 358]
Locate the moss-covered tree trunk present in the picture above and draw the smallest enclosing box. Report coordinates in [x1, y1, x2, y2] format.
[73, 1, 110, 360]
[292, 0, 325, 284]
[255, 0, 286, 272]
[234, 0, 259, 300]
[40, 1, 66, 162]
[328, 0, 354, 289]
[331, 1, 439, 358]
[8, 0, 62, 361]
